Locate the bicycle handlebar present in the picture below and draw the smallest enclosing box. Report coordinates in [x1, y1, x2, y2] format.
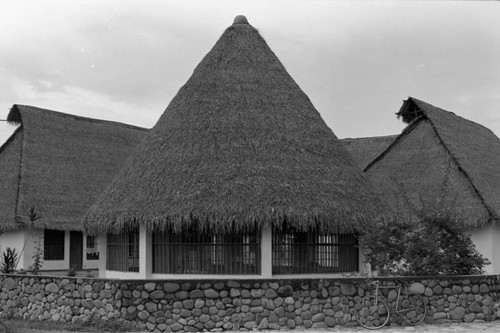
[364, 278, 379, 286]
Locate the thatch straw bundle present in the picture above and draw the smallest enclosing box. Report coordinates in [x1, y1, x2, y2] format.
[365, 97, 500, 228]
[83, 17, 384, 234]
[0, 105, 147, 231]
[0, 128, 23, 230]
[341, 135, 397, 171]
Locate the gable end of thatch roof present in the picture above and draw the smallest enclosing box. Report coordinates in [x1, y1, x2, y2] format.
[2, 104, 149, 231]
[0, 126, 25, 230]
[379, 97, 500, 223]
[413, 103, 498, 222]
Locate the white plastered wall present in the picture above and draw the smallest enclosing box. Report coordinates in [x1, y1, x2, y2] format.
[470, 224, 498, 274]
[492, 222, 500, 273]
[1, 229, 99, 272]
[0, 229, 30, 269]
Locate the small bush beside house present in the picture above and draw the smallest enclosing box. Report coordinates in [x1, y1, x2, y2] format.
[360, 216, 490, 276]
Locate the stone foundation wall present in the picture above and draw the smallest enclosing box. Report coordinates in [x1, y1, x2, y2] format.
[1, 274, 499, 332]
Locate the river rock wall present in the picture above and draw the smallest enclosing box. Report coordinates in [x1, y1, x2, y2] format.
[1, 275, 499, 332]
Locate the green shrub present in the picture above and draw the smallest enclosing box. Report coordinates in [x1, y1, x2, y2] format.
[27, 236, 44, 274]
[1, 247, 19, 273]
[360, 216, 490, 276]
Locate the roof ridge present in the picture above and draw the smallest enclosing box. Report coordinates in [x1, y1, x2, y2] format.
[341, 135, 399, 142]
[9, 105, 149, 132]
[364, 117, 425, 172]
[405, 97, 497, 137]
[14, 128, 25, 226]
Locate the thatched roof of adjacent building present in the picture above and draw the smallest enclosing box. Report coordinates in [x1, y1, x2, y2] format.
[341, 135, 397, 170]
[0, 105, 148, 231]
[83, 16, 384, 234]
[365, 97, 500, 228]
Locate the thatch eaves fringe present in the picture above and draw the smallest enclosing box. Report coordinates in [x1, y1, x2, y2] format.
[83, 17, 386, 235]
[0, 105, 148, 231]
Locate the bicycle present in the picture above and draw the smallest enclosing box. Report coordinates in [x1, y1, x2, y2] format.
[356, 279, 427, 330]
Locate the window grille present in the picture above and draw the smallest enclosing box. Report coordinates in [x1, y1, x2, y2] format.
[272, 225, 358, 274]
[44, 229, 65, 260]
[106, 230, 139, 272]
[86, 236, 99, 260]
[152, 229, 260, 275]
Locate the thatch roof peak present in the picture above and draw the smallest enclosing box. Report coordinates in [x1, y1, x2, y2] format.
[83, 18, 385, 234]
[397, 97, 497, 137]
[396, 97, 459, 125]
[0, 104, 147, 231]
[233, 15, 249, 25]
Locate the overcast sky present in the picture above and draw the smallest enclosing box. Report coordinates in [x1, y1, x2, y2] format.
[1, 1, 499, 147]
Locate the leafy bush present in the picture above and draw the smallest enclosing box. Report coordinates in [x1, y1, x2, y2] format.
[1, 247, 19, 273]
[360, 216, 490, 276]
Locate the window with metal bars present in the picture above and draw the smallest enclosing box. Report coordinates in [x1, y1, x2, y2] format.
[106, 230, 139, 272]
[152, 229, 260, 275]
[272, 225, 358, 274]
[44, 229, 65, 260]
[86, 236, 99, 260]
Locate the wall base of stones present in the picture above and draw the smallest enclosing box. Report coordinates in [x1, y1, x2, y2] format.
[1, 275, 499, 332]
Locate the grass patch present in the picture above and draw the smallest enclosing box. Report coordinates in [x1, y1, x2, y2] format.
[0, 318, 140, 332]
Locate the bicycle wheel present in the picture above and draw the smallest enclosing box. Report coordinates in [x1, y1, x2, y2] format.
[357, 297, 390, 330]
[398, 294, 426, 325]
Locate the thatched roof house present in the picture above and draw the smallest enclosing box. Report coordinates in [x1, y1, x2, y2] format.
[341, 135, 397, 170]
[0, 105, 147, 231]
[83, 16, 383, 235]
[364, 97, 500, 228]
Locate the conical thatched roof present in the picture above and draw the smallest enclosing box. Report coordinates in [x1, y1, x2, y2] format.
[365, 97, 500, 228]
[0, 105, 147, 231]
[83, 16, 384, 234]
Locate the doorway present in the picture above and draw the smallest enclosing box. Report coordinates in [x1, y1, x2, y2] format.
[69, 231, 83, 270]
